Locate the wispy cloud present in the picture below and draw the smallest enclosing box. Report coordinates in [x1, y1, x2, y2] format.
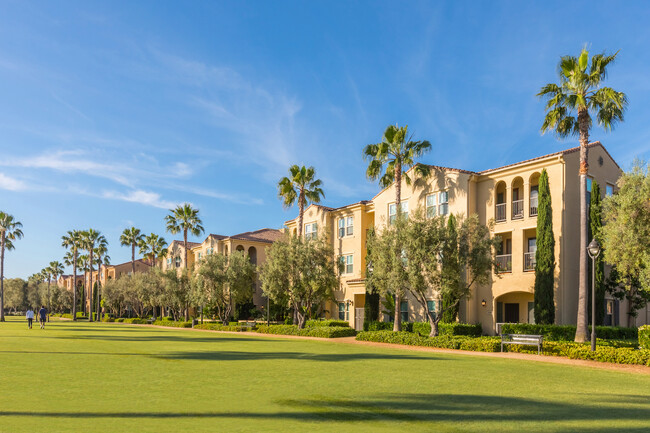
[0, 173, 26, 191]
[102, 189, 179, 209]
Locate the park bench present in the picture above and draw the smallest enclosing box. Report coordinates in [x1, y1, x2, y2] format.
[501, 333, 544, 355]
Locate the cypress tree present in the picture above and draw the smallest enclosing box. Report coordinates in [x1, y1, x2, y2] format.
[441, 214, 461, 322]
[588, 181, 605, 325]
[534, 169, 555, 324]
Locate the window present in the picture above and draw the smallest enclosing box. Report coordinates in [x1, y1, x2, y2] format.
[167, 258, 172, 266]
[338, 302, 349, 321]
[438, 191, 449, 215]
[197, 252, 202, 260]
[305, 222, 318, 240]
[586, 177, 593, 206]
[338, 217, 353, 237]
[175, 257, 181, 268]
[606, 184, 614, 197]
[427, 300, 436, 319]
[207, 248, 213, 255]
[400, 301, 409, 323]
[389, 202, 409, 224]
[426, 194, 437, 218]
[340, 254, 353, 274]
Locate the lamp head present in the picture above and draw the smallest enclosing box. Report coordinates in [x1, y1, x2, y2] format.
[587, 239, 601, 258]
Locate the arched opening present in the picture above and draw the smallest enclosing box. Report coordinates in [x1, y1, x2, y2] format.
[495, 181, 507, 222]
[529, 172, 541, 217]
[248, 246, 257, 265]
[511, 177, 524, 219]
[236, 245, 245, 253]
[495, 291, 535, 325]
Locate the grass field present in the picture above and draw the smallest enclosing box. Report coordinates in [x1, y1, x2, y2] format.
[1, 317, 649, 433]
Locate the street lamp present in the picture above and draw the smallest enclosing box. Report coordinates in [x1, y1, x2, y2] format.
[587, 238, 601, 352]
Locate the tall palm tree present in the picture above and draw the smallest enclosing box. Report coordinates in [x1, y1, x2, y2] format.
[0, 212, 23, 322]
[82, 229, 105, 322]
[94, 238, 109, 321]
[363, 124, 432, 331]
[165, 204, 204, 321]
[77, 254, 90, 316]
[120, 227, 145, 275]
[277, 165, 325, 237]
[139, 233, 167, 268]
[538, 48, 627, 342]
[46, 261, 64, 318]
[62, 230, 84, 320]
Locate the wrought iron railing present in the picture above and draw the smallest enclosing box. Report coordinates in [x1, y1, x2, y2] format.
[496, 254, 512, 273]
[530, 197, 538, 216]
[495, 203, 506, 222]
[524, 252, 536, 271]
[512, 199, 524, 219]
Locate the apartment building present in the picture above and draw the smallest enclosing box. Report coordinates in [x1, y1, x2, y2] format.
[285, 142, 648, 333]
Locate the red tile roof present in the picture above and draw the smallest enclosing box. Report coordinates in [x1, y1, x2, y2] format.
[229, 228, 285, 243]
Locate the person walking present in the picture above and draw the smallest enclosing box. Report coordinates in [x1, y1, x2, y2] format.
[38, 305, 47, 329]
[26, 307, 34, 329]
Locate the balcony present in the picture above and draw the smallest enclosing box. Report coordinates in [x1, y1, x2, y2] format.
[524, 252, 536, 271]
[512, 199, 524, 220]
[495, 203, 506, 222]
[496, 254, 512, 273]
[530, 197, 538, 217]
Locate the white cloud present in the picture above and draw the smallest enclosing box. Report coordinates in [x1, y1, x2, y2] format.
[102, 189, 178, 209]
[0, 173, 26, 191]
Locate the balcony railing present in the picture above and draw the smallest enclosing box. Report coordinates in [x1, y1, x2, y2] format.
[496, 254, 512, 273]
[495, 203, 506, 222]
[512, 199, 524, 219]
[524, 252, 536, 271]
[530, 197, 538, 216]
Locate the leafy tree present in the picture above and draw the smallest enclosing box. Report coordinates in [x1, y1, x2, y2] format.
[363, 228, 380, 327]
[260, 233, 338, 328]
[605, 267, 650, 327]
[81, 229, 106, 322]
[193, 251, 256, 324]
[440, 214, 461, 323]
[602, 161, 650, 326]
[538, 47, 627, 342]
[277, 165, 324, 237]
[45, 261, 64, 319]
[363, 124, 431, 330]
[534, 169, 556, 324]
[588, 180, 605, 325]
[62, 230, 84, 320]
[4, 278, 26, 313]
[139, 233, 168, 267]
[0, 211, 23, 321]
[120, 227, 145, 274]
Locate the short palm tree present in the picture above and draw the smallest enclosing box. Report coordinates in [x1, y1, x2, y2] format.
[94, 239, 109, 321]
[277, 165, 325, 237]
[46, 261, 64, 317]
[62, 230, 84, 320]
[120, 227, 145, 275]
[363, 124, 431, 331]
[81, 229, 106, 322]
[139, 233, 167, 267]
[165, 204, 204, 270]
[538, 48, 627, 342]
[0, 212, 23, 322]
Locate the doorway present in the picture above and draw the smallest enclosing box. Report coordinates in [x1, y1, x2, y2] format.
[504, 303, 519, 323]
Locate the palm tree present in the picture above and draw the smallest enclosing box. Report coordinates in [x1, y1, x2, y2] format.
[62, 230, 84, 320]
[165, 204, 204, 321]
[538, 48, 627, 342]
[77, 254, 90, 316]
[94, 239, 109, 321]
[363, 124, 432, 331]
[0, 212, 23, 322]
[46, 261, 64, 318]
[120, 227, 145, 275]
[81, 229, 106, 322]
[277, 165, 325, 237]
[139, 233, 167, 267]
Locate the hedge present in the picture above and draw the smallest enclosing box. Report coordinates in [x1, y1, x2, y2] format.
[500, 323, 638, 341]
[152, 320, 192, 328]
[256, 325, 356, 338]
[194, 323, 256, 332]
[356, 331, 500, 352]
[412, 322, 483, 337]
[305, 319, 350, 328]
[639, 325, 650, 350]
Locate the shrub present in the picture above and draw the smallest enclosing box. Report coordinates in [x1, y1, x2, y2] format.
[152, 320, 192, 328]
[506, 340, 650, 366]
[356, 331, 500, 352]
[639, 325, 650, 350]
[500, 323, 637, 341]
[305, 319, 350, 328]
[256, 325, 356, 338]
[102, 317, 115, 322]
[194, 323, 256, 332]
[122, 318, 149, 324]
[412, 322, 482, 337]
[364, 321, 393, 331]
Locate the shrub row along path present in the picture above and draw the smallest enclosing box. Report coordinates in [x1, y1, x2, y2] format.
[1, 317, 649, 433]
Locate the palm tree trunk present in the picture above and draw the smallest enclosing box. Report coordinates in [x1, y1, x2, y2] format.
[97, 261, 101, 321]
[297, 192, 305, 238]
[72, 251, 77, 321]
[88, 250, 94, 322]
[575, 108, 590, 343]
[0, 232, 5, 322]
[183, 229, 189, 321]
[393, 162, 402, 332]
[131, 244, 136, 275]
[47, 277, 51, 322]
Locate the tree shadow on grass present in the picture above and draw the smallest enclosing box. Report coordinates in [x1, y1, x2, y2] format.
[1, 394, 648, 431]
[150, 350, 434, 362]
[51, 334, 276, 344]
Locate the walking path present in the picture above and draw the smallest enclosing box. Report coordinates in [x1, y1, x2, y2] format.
[108, 321, 650, 375]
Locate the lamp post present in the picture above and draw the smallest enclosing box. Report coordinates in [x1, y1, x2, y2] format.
[587, 239, 601, 352]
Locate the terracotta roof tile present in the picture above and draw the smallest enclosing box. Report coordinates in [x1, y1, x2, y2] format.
[229, 228, 285, 243]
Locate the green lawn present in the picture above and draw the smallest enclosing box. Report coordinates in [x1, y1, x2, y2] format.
[1, 318, 649, 433]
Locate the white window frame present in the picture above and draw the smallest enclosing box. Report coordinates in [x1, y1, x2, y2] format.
[389, 201, 409, 225]
[339, 254, 353, 274]
[426, 193, 437, 218]
[606, 183, 614, 197]
[338, 216, 354, 237]
[438, 191, 449, 215]
[304, 222, 318, 240]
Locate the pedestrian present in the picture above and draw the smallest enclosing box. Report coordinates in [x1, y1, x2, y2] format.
[38, 305, 47, 329]
[26, 307, 34, 329]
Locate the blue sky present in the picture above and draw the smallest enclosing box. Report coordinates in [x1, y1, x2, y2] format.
[1, 1, 649, 278]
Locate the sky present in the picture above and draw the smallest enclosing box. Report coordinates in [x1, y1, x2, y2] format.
[1, 0, 650, 278]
